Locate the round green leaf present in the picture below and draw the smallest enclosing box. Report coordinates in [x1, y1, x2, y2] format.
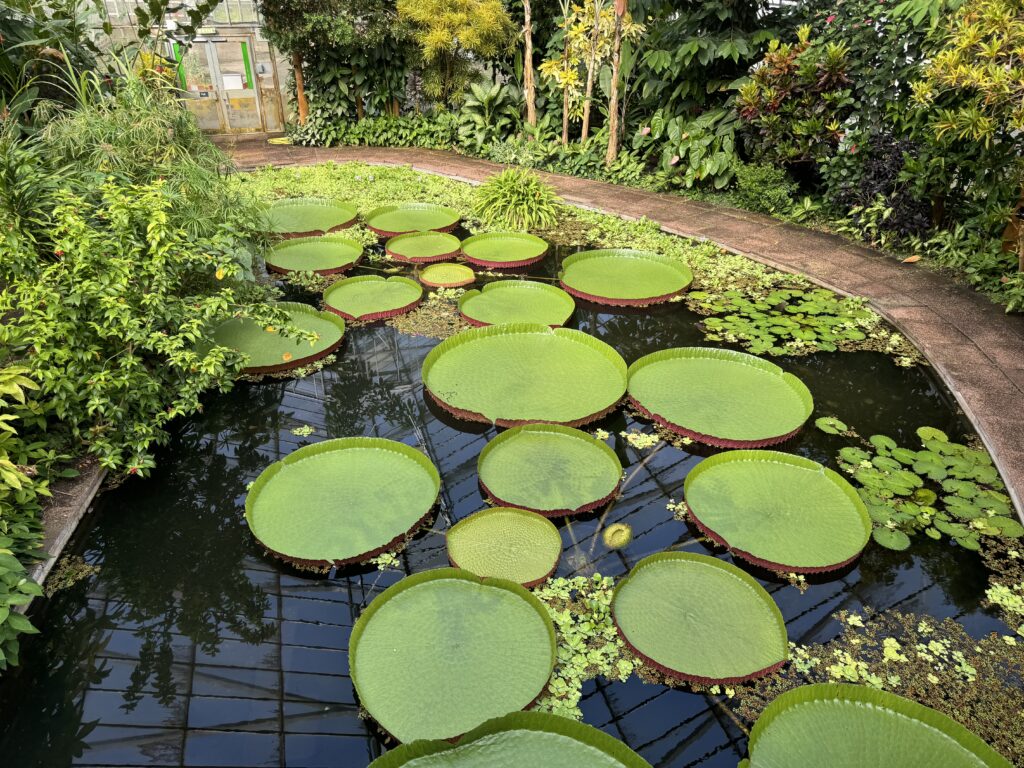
[477, 424, 622, 516]
[870, 434, 897, 452]
[627, 347, 813, 447]
[611, 552, 788, 684]
[422, 324, 627, 427]
[350, 568, 556, 743]
[814, 416, 847, 435]
[872, 527, 911, 551]
[386, 231, 462, 263]
[266, 197, 357, 236]
[365, 203, 460, 237]
[461, 232, 550, 268]
[683, 451, 871, 572]
[266, 234, 363, 275]
[744, 683, 1011, 767]
[419, 262, 476, 288]
[244, 437, 440, 566]
[323, 275, 423, 321]
[558, 249, 694, 306]
[210, 301, 345, 374]
[916, 426, 949, 443]
[988, 516, 1024, 537]
[447, 508, 561, 587]
[459, 281, 575, 327]
[367, 711, 652, 768]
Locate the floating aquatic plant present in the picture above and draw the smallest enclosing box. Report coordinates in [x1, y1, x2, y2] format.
[422, 324, 627, 427]
[602, 523, 633, 549]
[323, 275, 423, 322]
[367, 711, 651, 768]
[683, 450, 871, 573]
[447, 508, 562, 587]
[419, 262, 476, 288]
[458, 280, 575, 327]
[558, 249, 694, 306]
[244, 437, 440, 568]
[386, 288, 471, 339]
[265, 197, 357, 237]
[461, 232, 550, 268]
[209, 302, 345, 375]
[364, 202, 460, 237]
[612, 552, 788, 684]
[349, 568, 556, 743]
[627, 347, 813, 447]
[739, 682, 1012, 768]
[265, 234, 363, 275]
[385, 231, 462, 263]
[477, 424, 622, 516]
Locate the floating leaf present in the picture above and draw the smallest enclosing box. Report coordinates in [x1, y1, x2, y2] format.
[265, 197, 357, 237]
[245, 437, 440, 567]
[447, 508, 561, 587]
[683, 451, 871, 572]
[385, 231, 462, 263]
[916, 426, 949, 443]
[558, 249, 694, 306]
[350, 568, 556, 743]
[742, 683, 1011, 767]
[422, 324, 627, 427]
[461, 232, 550, 268]
[365, 203, 460, 237]
[612, 552, 788, 684]
[477, 424, 622, 516]
[419, 262, 476, 288]
[266, 234, 363, 275]
[627, 347, 813, 448]
[323, 275, 423, 321]
[870, 434, 898, 452]
[210, 302, 345, 374]
[602, 522, 633, 549]
[459, 281, 575, 327]
[367, 711, 652, 768]
[814, 416, 847, 435]
[872, 527, 911, 551]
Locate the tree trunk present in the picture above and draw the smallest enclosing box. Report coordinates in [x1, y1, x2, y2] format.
[581, 0, 603, 141]
[604, 2, 624, 165]
[356, 94, 364, 120]
[292, 51, 308, 125]
[523, 0, 537, 127]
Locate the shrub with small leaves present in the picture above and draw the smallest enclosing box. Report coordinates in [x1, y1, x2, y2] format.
[473, 168, 562, 231]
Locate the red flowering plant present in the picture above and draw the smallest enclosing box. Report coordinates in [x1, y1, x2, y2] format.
[736, 25, 855, 167]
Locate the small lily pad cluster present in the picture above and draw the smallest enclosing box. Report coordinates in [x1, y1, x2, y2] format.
[831, 426, 1018, 551]
[688, 287, 921, 364]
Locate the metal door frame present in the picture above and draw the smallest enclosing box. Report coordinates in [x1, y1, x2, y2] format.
[205, 34, 265, 132]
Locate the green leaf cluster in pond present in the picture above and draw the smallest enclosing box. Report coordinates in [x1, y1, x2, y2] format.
[689, 286, 922, 364]
[831, 426, 1017, 551]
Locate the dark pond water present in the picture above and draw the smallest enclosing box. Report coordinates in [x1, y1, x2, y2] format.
[0, 241, 1006, 768]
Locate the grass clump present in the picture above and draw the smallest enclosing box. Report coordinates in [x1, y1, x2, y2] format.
[473, 168, 561, 230]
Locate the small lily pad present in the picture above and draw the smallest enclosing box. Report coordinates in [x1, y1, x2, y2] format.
[459, 281, 575, 327]
[365, 203, 461, 237]
[447, 507, 562, 587]
[386, 231, 462, 264]
[419, 262, 476, 288]
[872, 527, 911, 551]
[461, 232, 550, 268]
[814, 416, 847, 435]
[266, 235, 363, 275]
[323, 276, 423, 321]
[612, 552, 788, 684]
[558, 249, 693, 306]
[477, 424, 622, 516]
[266, 197, 357, 237]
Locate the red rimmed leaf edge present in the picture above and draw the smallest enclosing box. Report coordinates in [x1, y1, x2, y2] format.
[627, 395, 803, 448]
[425, 387, 621, 429]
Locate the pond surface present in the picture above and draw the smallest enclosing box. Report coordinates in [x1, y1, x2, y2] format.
[0, 242, 1005, 768]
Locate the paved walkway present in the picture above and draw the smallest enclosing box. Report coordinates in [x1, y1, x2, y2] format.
[219, 136, 1024, 514]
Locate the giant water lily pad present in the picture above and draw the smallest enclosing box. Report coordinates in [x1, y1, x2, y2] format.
[459, 281, 575, 327]
[419, 262, 476, 288]
[210, 302, 345, 374]
[684, 451, 871, 573]
[558, 249, 693, 306]
[627, 347, 813, 447]
[478, 424, 621, 516]
[612, 552, 787, 684]
[244, 437, 440, 567]
[265, 235, 363, 275]
[365, 203, 461, 237]
[386, 232, 462, 263]
[350, 568, 556, 743]
[266, 197, 357, 237]
[422, 324, 627, 427]
[323, 276, 423, 321]
[367, 711, 652, 768]
[741, 683, 1012, 768]
[447, 507, 561, 587]
[461, 232, 549, 268]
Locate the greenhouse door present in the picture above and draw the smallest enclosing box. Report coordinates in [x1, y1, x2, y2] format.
[176, 35, 284, 133]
